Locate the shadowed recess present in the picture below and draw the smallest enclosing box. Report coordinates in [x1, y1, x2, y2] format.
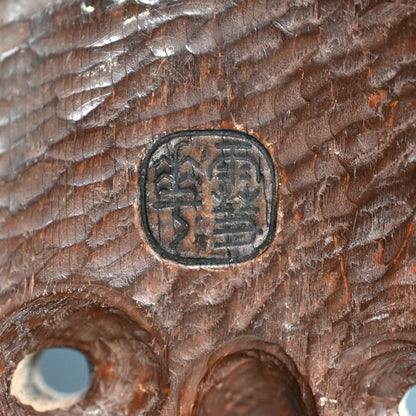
[194, 350, 311, 416]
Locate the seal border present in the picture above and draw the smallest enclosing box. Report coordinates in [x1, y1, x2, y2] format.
[139, 129, 278, 266]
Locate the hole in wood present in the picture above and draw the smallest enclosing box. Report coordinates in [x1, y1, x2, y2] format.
[195, 352, 308, 416]
[11, 347, 93, 412]
[1, 288, 168, 415]
[182, 338, 316, 416]
[399, 385, 416, 416]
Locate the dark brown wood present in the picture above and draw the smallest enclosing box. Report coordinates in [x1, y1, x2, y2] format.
[0, 1, 415, 415]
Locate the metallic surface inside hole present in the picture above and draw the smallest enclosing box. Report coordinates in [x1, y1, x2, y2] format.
[399, 385, 416, 416]
[11, 347, 93, 412]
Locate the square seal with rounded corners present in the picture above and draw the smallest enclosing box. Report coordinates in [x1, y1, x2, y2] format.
[139, 130, 278, 265]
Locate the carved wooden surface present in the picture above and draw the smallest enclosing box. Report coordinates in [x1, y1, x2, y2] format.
[0, 0, 415, 415]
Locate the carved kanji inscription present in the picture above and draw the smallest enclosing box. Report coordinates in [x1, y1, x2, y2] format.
[140, 130, 277, 265]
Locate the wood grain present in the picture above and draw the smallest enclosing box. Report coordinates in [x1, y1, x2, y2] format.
[0, 0, 415, 415]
